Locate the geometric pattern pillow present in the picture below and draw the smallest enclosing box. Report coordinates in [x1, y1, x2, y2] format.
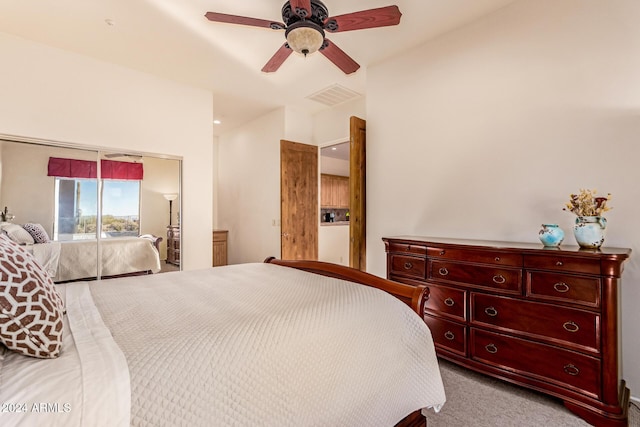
[23, 223, 51, 243]
[0, 223, 34, 245]
[0, 234, 64, 358]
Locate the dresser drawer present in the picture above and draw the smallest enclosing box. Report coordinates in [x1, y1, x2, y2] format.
[526, 271, 601, 308]
[389, 254, 426, 280]
[424, 284, 466, 321]
[429, 260, 522, 294]
[387, 242, 428, 256]
[471, 329, 601, 398]
[425, 315, 467, 357]
[428, 247, 522, 266]
[524, 254, 600, 275]
[471, 293, 599, 353]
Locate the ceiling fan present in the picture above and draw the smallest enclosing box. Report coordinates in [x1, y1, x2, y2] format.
[205, 0, 402, 74]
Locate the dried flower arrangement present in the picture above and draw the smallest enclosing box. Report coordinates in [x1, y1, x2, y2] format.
[564, 189, 612, 217]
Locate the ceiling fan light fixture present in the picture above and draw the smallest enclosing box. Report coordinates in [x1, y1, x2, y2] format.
[285, 21, 324, 56]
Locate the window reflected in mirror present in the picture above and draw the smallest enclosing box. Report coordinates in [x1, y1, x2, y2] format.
[53, 178, 142, 240]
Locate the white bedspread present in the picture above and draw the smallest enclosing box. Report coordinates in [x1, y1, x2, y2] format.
[93, 263, 446, 426]
[0, 263, 446, 426]
[32, 237, 160, 282]
[29, 241, 61, 278]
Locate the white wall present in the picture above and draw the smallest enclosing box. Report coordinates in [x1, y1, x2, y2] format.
[217, 107, 314, 264]
[0, 31, 213, 270]
[284, 107, 314, 144]
[320, 156, 349, 176]
[366, 0, 640, 398]
[319, 225, 349, 266]
[312, 98, 366, 145]
[217, 109, 285, 264]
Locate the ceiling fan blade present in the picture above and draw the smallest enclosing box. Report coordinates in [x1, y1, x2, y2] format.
[262, 43, 293, 73]
[319, 39, 360, 74]
[325, 5, 402, 33]
[290, 0, 312, 19]
[205, 12, 284, 29]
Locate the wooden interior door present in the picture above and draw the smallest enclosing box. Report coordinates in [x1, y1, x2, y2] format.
[280, 140, 318, 260]
[349, 116, 366, 271]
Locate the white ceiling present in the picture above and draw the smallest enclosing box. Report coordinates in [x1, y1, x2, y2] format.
[321, 141, 350, 161]
[0, 0, 517, 135]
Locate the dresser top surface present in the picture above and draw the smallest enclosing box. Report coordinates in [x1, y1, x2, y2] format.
[383, 236, 631, 258]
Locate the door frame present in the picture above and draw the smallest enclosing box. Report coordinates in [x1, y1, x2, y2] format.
[349, 116, 366, 271]
[317, 115, 366, 270]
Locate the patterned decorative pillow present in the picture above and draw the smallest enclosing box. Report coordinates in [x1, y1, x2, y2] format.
[0, 223, 34, 245]
[23, 223, 51, 244]
[0, 234, 65, 358]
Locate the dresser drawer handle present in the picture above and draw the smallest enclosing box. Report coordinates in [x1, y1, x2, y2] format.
[495, 256, 501, 262]
[556, 261, 564, 266]
[444, 298, 455, 307]
[404, 262, 413, 270]
[485, 344, 498, 354]
[439, 250, 446, 256]
[438, 267, 449, 276]
[484, 306, 498, 317]
[553, 282, 570, 293]
[444, 331, 455, 340]
[564, 364, 580, 376]
[492, 274, 506, 284]
[563, 321, 580, 332]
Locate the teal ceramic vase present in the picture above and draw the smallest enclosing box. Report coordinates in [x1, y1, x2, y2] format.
[573, 216, 606, 249]
[538, 224, 564, 247]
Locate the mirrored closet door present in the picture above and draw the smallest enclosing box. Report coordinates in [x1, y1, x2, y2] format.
[0, 138, 181, 282]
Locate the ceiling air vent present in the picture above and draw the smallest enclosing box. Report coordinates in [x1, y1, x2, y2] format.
[306, 84, 361, 107]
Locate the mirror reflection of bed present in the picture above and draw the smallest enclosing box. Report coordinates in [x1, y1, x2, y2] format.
[0, 138, 181, 282]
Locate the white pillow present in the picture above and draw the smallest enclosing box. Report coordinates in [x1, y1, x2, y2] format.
[0, 223, 34, 245]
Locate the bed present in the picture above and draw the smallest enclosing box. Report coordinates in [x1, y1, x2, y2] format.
[31, 236, 162, 282]
[0, 235, 446, 427]
[0, 222, 161, 282]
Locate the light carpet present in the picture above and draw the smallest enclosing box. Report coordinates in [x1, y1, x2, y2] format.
[425, 359, 640, 427]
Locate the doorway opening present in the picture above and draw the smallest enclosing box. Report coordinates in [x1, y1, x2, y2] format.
[319, 141, 350, 265]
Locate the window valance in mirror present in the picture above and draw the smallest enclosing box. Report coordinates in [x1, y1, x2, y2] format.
[47, 157, 143, 180]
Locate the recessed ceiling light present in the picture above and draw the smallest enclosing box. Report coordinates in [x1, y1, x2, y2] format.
[213, 120, 222, 125]
[105, 19, 115, 26]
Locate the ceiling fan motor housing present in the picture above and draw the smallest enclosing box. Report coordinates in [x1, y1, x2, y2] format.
[281, 0, 329, 27]
[282, 1, 330, 55]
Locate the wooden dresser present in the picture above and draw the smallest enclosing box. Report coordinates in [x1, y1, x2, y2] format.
[212, 230, 228, 267]
[166, 225, 180, 266]
[383, 236, 631, 426]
